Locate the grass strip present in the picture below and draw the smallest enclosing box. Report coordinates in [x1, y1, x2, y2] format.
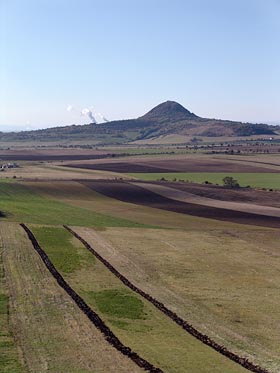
[20, 223, 162, 373]
[128, 172, 280, 189]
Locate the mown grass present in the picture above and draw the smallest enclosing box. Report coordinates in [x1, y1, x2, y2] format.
[128, 172, 280, 189]
[0, 294, 8, 314]
[1, 223, 140, 372]
[90, 226, 280, 372]
[0, 181, 152, 227]
[31, 226, 95, 273]
[34, 225, 246, 373]
[87, 289, 145, 319]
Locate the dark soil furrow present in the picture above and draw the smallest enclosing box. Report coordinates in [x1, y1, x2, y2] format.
[20, 223, 162, 373]
[81, 180, 280, 228]
[64, 225, 269, 373]
[67, 159, 278, 173]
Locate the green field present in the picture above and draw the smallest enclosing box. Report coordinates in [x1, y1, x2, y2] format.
[0, 181, 151, 228]
[128, 172, 280, 189]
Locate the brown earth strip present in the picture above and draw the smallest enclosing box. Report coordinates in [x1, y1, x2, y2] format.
[64, 225, 268, 373]
[133, 182, 280, 217]
[225, 158, 280, 168]
[65, 162, 175, 173]
[0, 148, 111, 161]
[81, 180, 280, 228]
[0, 154, 113, 161]
[157, 182, 280, 208]
[20, 223, 162, 373]
[66, 159, 279, 173]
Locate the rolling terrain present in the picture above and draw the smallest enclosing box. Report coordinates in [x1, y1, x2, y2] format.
[0, 149, 279, 372]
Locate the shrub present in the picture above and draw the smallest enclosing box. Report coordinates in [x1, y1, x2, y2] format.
[222, 176, 240, 188]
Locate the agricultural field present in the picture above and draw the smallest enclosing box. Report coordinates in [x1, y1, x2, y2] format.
[128, 172, 280, 189]
[0, 149, 279, 372]
[74, 225, 280, 372]
[0, 223, 142, 372]
[63, 152, 280, 189]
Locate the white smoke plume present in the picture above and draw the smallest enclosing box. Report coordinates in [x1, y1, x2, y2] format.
[98, 113, 109, 122]
[81, 107, 97, 124]
[66, 104, 109, 124]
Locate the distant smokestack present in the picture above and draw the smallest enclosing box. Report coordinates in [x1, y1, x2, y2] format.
[81, 108, 97, 124]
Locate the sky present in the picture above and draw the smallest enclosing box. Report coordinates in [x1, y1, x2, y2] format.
[1, 0, 280, 131]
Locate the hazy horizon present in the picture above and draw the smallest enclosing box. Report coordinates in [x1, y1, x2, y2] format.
[1, 0, 280, 130]
[1, 101, 280, 133]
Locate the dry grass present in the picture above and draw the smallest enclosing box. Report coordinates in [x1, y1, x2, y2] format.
[32, 225, 246, 373]
[0, 227, 25, 372]
[74, 225, 280, 373]
[0, 162, 127, 181]
[0, 222, 141, 372]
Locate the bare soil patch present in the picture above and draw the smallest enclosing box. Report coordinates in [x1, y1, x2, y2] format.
[0, 149, 111, 161]
[82, 180, 280, 228]
[66, 162, 174, 173]
[160, 182, 280, 208]
[134, 182, 280, 217]
[67, 157, 280, 173]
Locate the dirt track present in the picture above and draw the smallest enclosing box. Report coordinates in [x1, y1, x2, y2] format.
[20, 223, 162, 373]
[65, 225, 268, 373]
[81, 180, 280, 228]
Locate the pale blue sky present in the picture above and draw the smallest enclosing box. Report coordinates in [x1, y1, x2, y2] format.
[1, 0, 280, 130]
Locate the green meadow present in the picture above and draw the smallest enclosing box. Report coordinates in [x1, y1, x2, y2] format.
[0, 181, 150, 227]
[128, 172, 280, 189]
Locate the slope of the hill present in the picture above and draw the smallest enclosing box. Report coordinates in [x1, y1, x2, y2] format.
[0, 101, 276, 144]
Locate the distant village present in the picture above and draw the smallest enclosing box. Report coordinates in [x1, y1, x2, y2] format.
[0, 162, 20, 171]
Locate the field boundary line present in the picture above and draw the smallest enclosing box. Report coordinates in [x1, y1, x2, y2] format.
[64, 225, 269, 373]
[20, 223, 162, 373]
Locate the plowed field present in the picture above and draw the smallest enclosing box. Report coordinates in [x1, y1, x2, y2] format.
[82, 180, 280, 228]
